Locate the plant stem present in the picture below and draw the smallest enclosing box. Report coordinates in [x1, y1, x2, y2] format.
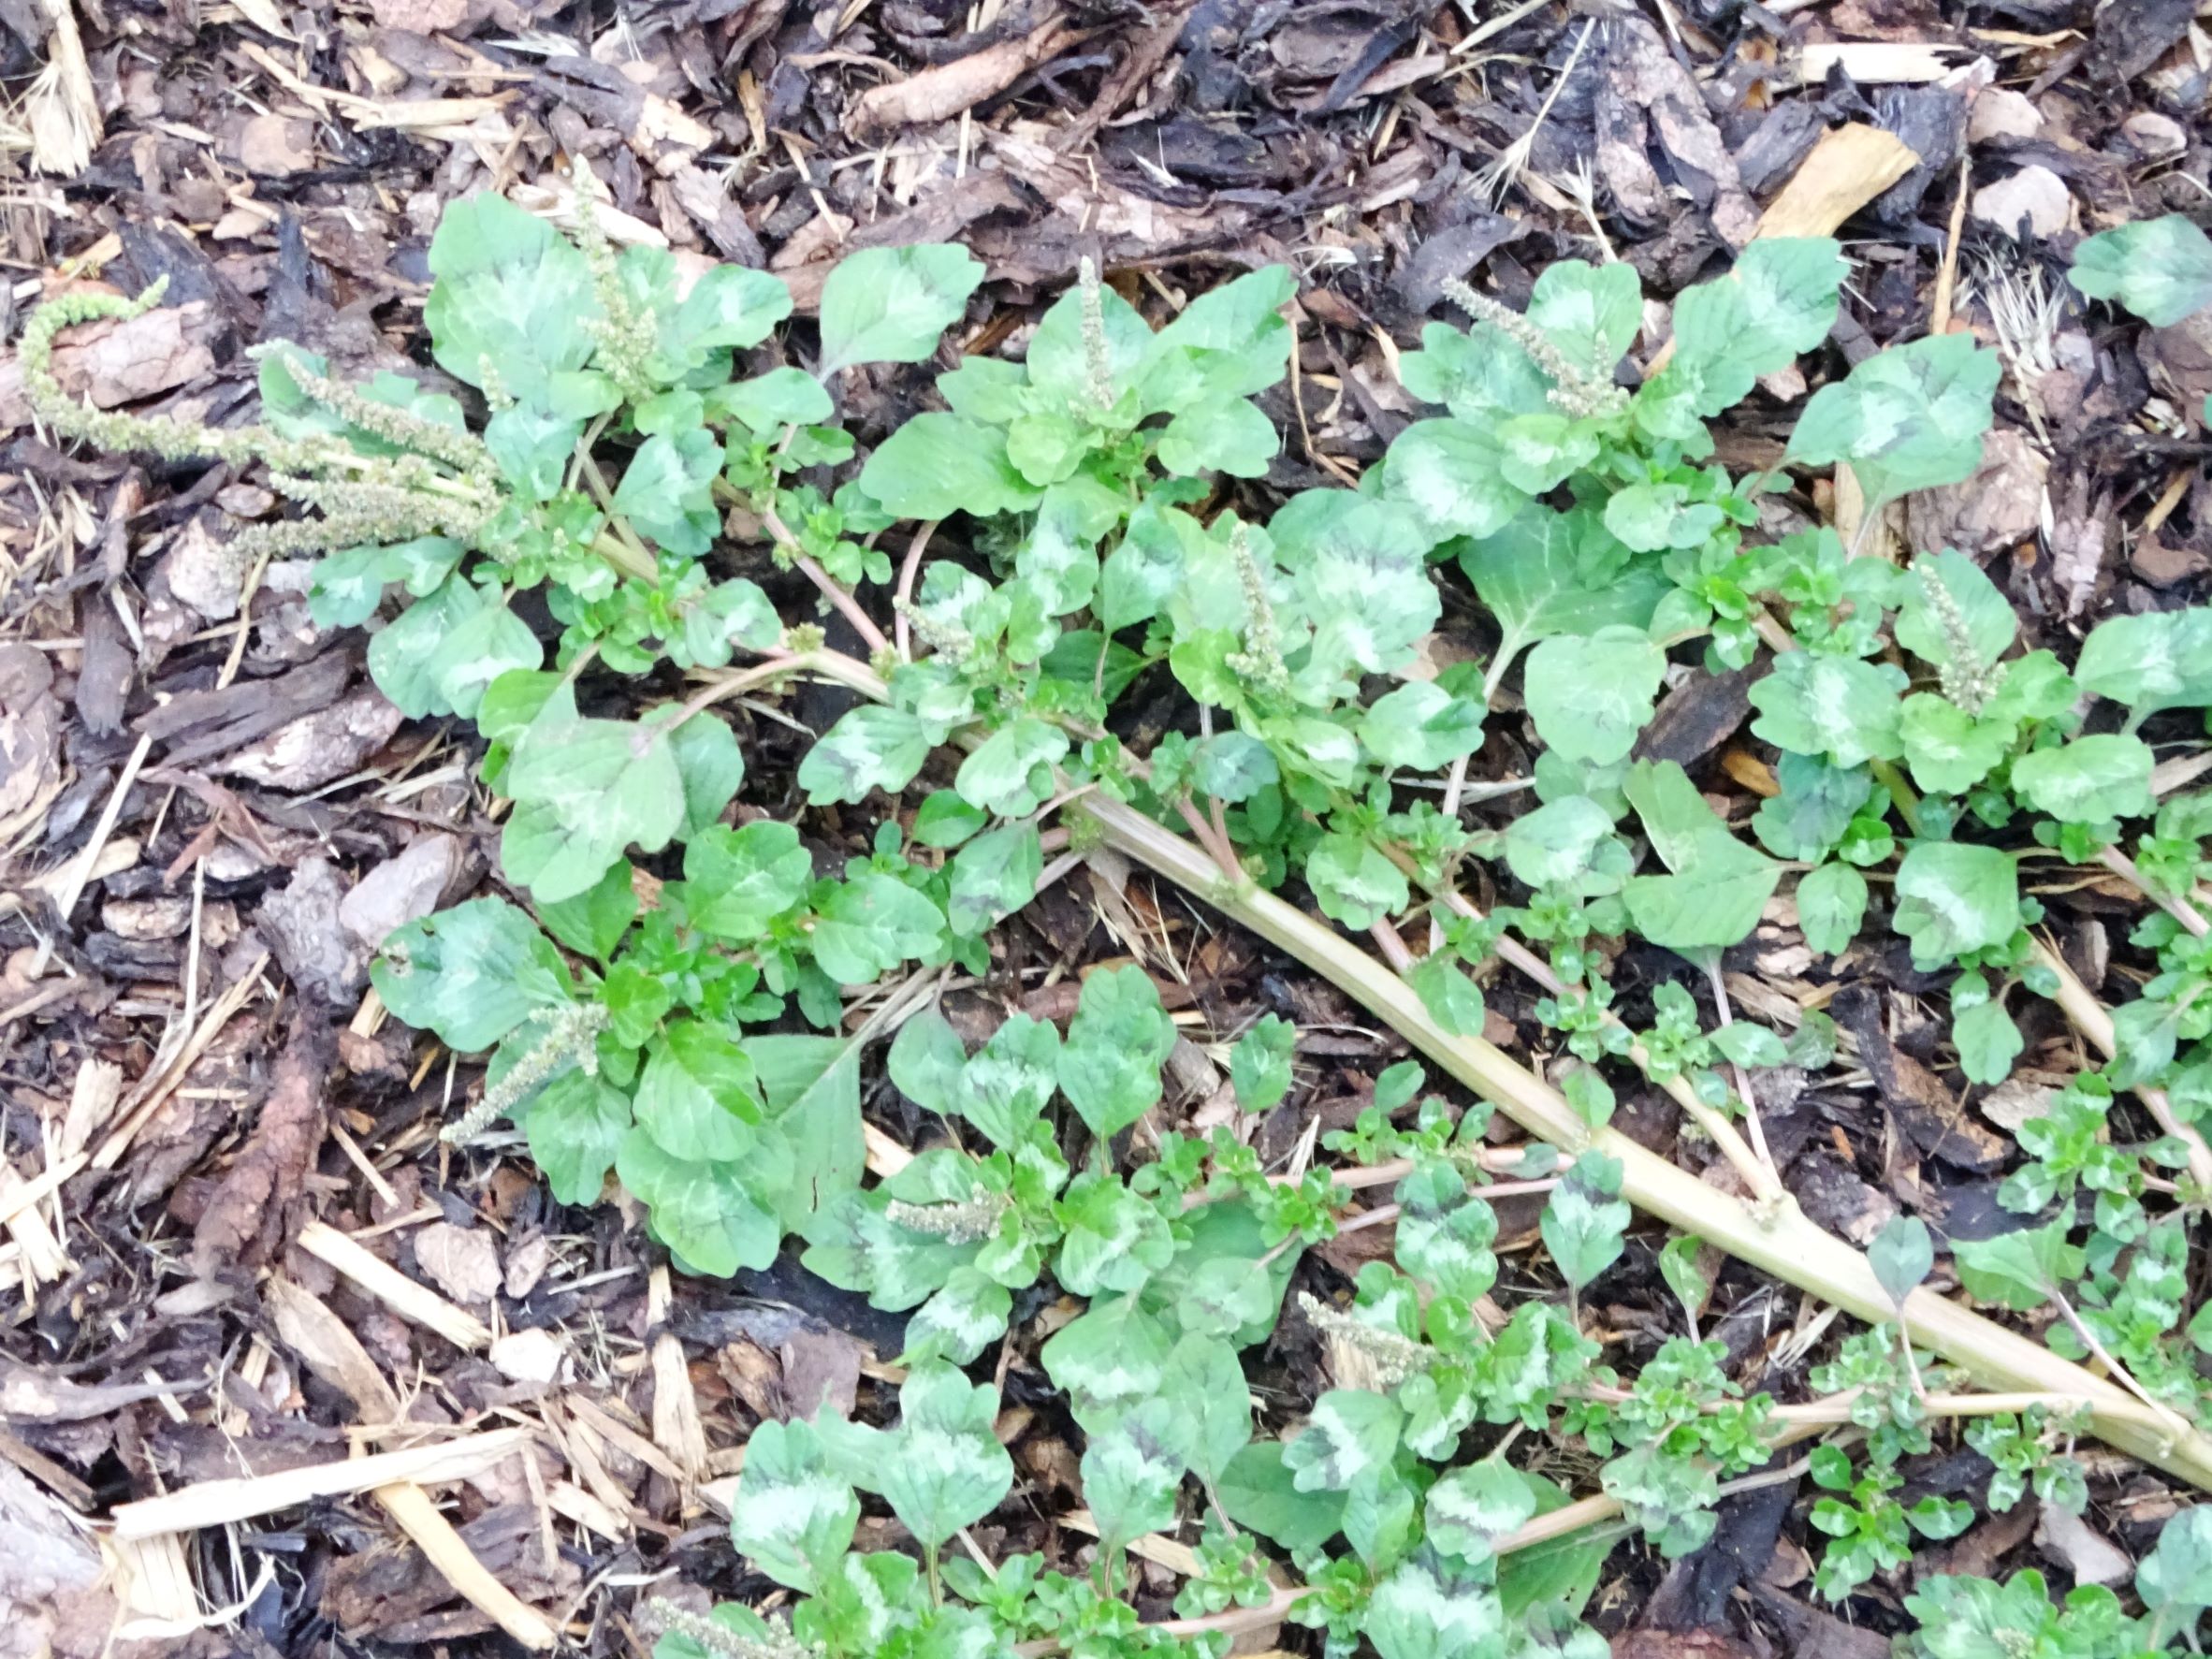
[2030, 935, 2212, 1194]
[763, 500, 892, 656]
[1081, 790, 2212, 1490]
[1703, 955, 1782, 1187]
[895, 518, 939, 662]
[1384, 845, 1781, 1206]
[1868, 756, 1922, 836]
[575, 449, 660, 579]
[734, 643, 2212, 1492]
[2045, 1284, 2197, 1446]
[2100, 845, 2210, 939]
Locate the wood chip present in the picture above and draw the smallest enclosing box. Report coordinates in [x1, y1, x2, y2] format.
[110, 1427, 537, 1538]
[296, 1219, 493, 1350]
[1754, 124, 1921, 240]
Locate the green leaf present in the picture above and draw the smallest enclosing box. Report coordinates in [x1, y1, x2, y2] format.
[1230, 1014, 1296, 1113]
[1058, 966, 1177, 1142]
[1604, 482, 1719, 553]
[634, 1020, 764, 1162]
[1363, 1555, 1506, 1659]
[1218, 1441, 1346, 1550]
[946, 823, 1041, 935]
[538, 860, 639, 961]
[521, 1069, 629, 1205]
[800, 705, 933, 805]
[2075, 607, 2212, 715]
[1026, 279, 1151, 410]
[953, 717, 1068, 817]
[729, 1419, 859, 1593]
[913, 791, 988, 849]
[1754, 753, 1873, 862]
[1157, 394, 1279, 477]
[483, 405, 582, 502]
[1307, 832, 1412, 931]
[1896, 549, 2017, 670]
[1157, 1333, 1251, 1488]
[808, 874, 945, 985]
[2013, 734, 2155, 824]
[2137, 1503, 2212, 1626]
[1794, 863, 1868, 956]
[674, 262, 793, 354]
[1394, 1161, 1498, 1302]
[751, 1031, 867, 1228]
[1748, 650, 1906, 768]
[1055, 1170, 1175, 1295]
[1952, 996, 2022, 1086]
[1899, 694, 2014, 796]
[1540, 1173, 1630, 1290]
[368, 576, 531, 720]
[1523, 626, 1666, 766]
[310, 536, 464, 629]
[1457, 504, 1663, 659]
[371, 897, 574, 1052]
[614, 428, 723, 556]
[683, 821, 814, 940]
[1399, 320, 1551, 425]
[1868, 1214, 1934, 1308]
[1081, 1398, 1190, 1550]
[618, 1128, 785, 1276]
[1528, 259, 1642, 376]
[888, 1007, 968, 1118]
[1953, 1218, 2083, 1311]
[1657, 1234, 1709, 1324]
[1409, 955, 1487, 1039]
[1668, 238, 1847, 415]
[1787, 333, 2001, 508]
[817, 244, 984, 374]
[1621, 760, 1780, 952]
[1892, 840, 2018, 963]
[875, 1362, 1015, 1550]
[1361, 681, 1485, 771]
[859, 413, 1041, 520]
[503, 700, 687, 903]
[957, 1014, 1060, 1148]
[424, 194, 600, 406]
[1505, 795, 1626, 895]
[710, 365, 833, 432]
[1379, 418, 1528, 545]
[1193, 732, 1279, 803]
[903, 1266, 1013, 1365]
[668, 713, 746, 838]
[1041, 1294, 1173, 1428]
[1138, 265, 1295, 407]
[2070, 214, 2212, 327]
[803, 1188, 972, 1312]
[1284, 1389, 1403, 1492]
[1710, 1022, 1787, 1068]
[1425, 1462, 1539, 1566]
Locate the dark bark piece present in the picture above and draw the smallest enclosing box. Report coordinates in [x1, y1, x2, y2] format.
[1643, 1478, 1796, 1630]
[74, 599, 130, 737]
[189, 1009, 336, 1281]
[1735, 100, 1826, 196]
[257, 857, 367, 1001]
[2089, 0, 2195, 80]
[1869, 85, 1964, 224]
[1746, 1586, 1894, 1659]
[1831, 985, 2008, 1171]
[1634, 663, 1755, 768]
[1394, 212, 1526, 315]
[134, 650, 351, 767]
